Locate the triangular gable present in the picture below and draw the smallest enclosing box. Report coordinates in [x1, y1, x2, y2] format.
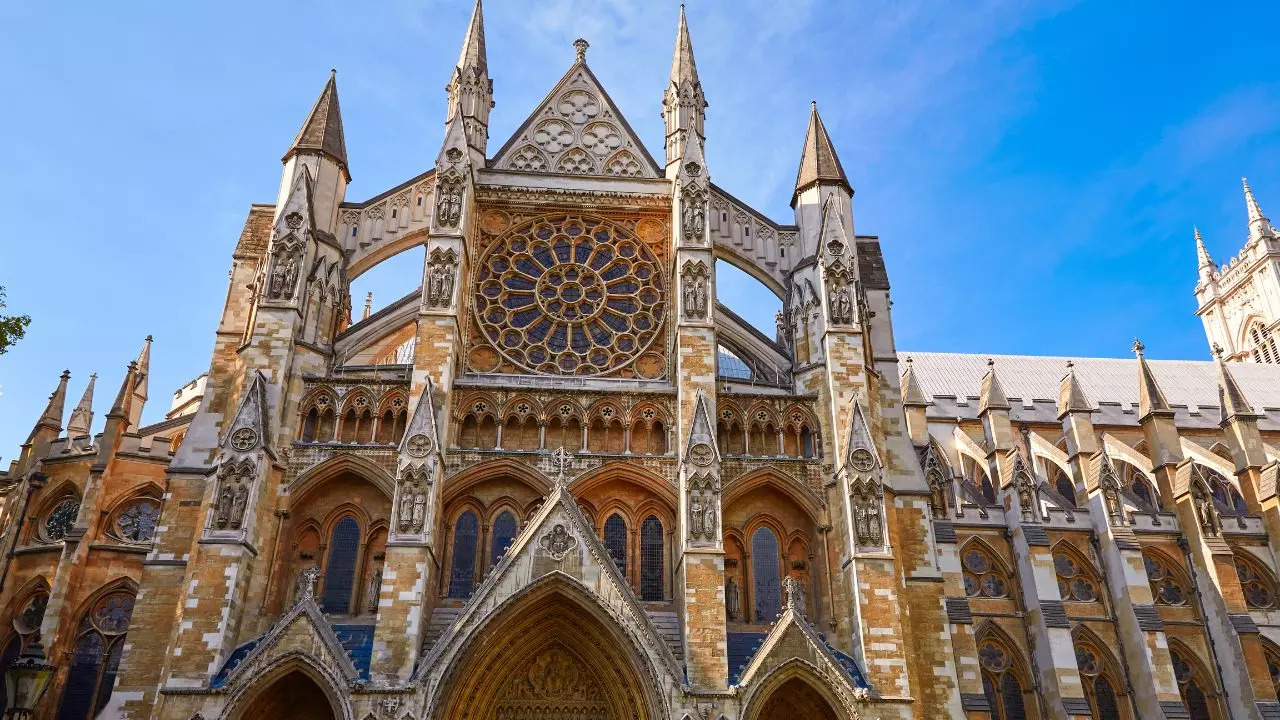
[492, 62, 661, 178]
[219, 371, 273, 459]
[841, 397, 882, 473]
[684, 390, 721, 465]
[817, 194, 852, 261]
[216, 593, 358, 691]
[735, 604, 869, 714]
[274, 166, 317, 244]
[416, 483, 683, 696]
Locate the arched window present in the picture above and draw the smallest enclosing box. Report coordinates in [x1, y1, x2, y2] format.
[1053, 469, 1077, 508]
[641, 516, 663, 601]
[449, 511, 479, 599]
[321, 516, 360, 614]
[1234, 552, 1279, 610]
[491, 511, 518, 567]
[1249, 322, 1280, 364]
[603, 514, 628, 576]
[43, 495, 81, 543]
[1075, 640, 1122, 720]
[55, 590, 135, 720]
[978, 638, 1028, 720]
[1205, 468, 1246, 515]
[801, 426, 814, 458]
[1171, 647, 1214, 720]
[1265, 642, 1280, 703]
[302, 407, 318, 442]
[1053, 550, 1100, 603]
[752, 527, 782, 621]
[1143, 553, 1188, 606]
[962, 545, 1009, 599]
[109, 496, 161, 544]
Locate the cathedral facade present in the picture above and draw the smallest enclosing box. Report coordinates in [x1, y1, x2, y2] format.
[10, 4, 1280, 719]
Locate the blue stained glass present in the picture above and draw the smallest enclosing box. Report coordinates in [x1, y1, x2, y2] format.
[491, 512, 517, 567]
[604, 514, 627, 575]
[533, 245, 555, 268]
[641, 516, 663, 601]
[56, 632, 103, 720]
[574, 241, 591, 263]
[322, 516, 360, 614]
[590, 247, 613, 268]
[752, 527, 781, 621]
[449, 511, 479, 598]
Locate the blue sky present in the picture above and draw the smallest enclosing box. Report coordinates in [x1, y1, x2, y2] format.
[2, 0, 1279, 455]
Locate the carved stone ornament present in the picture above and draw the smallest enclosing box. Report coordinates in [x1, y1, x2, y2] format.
[725, 577, 741, 621]
[681, 260, 709, 320]
[926, 469, 950, 519]
[405, 433, 432, 458]
[550, 446, 572, 486]
[849, 448, 875, 473]
[689, 443, 714, 467]
[213, 459, 254, 531]
[435, 173, 464, 228]
[295, 565, 321, 604]
[445, 148, 463, 163]
[266, 248, 300, 301]
[1192, 476, 1221, 537]
[782, 576, 807, 616]
[539, 523, 577, 561]
[825, 262, 854, 326]
[1098, 458, 1125, 526]
[397, 467, 431, 535]
[687, 475, 719, 541]
[425, 248, 458, 309]
[229, 427, 258, 452]
[285, 211, 304, 229]
[1015, 470, 1038, 523]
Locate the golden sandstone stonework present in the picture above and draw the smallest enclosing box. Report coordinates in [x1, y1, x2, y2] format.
[10, 4, 1280, 720]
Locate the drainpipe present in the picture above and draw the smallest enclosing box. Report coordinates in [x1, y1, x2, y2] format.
[0, 472, 48, 595]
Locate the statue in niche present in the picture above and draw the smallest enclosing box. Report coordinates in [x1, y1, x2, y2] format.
[426, 250, 457, 308]
[689, 496, 704, 537]
[267, 251, 298, 300]
[682, 189, 705, 243]
[215, 483, 233, 528]
[694, 276, 707, 316]
[412, 490, 427, 532]
[1193, 481, 1221, 536]
[927, 470, 949, 519]
[435, 176, 463, 228]
[366, 569, 382, 613]
[702, 500, 716, 538]
[681, 261, 709, 320]
[852, 478, 883, 546]
[725, 577, 740, 620]
[828, 280, 853, 325]
[230, 483, 248, 529]
[398, 487, 414, 533]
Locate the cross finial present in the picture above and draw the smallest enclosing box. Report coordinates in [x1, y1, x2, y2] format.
[1213, 342, 1224, 359]
[1131, 338, 1145, 357]
[1066, 360, 1074, 370]
[573, 38, 589, 62]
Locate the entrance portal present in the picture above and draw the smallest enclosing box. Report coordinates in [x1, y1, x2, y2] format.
[234, 669, 338, 720]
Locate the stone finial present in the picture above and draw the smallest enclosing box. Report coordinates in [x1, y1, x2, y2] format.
[362, 291, 373, 320]
[782, 576, 806, 617]
[574, 38, 589, 62]
[550, 446, 572, 487]
[295, 566, 322, 604]
[1212, 342, 1224, 359]
[1131, 338, 1145, 356]
[978, 359, 1010, 413]
[1133, 340, 1173, 420]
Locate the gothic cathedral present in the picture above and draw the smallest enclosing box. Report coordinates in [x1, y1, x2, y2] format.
[9, 4, 1280, 720]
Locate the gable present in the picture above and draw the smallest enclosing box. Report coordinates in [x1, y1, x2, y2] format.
[492, 63, 661, 179]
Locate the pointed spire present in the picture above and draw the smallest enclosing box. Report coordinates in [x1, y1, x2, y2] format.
[670, 4, 699, 85]
[108, 361, 138, 420]
[457, 0, 487, 74]
[1244, 177, 1272, 243]
[67, 373, 97, 437]
[129, 335, 151, 431]
[284, 69, 347, 170]
[1132, 339, 1173, 419]
[978, 359, 1010, 413]
[793, 102, 851, 203]
[1213, 343, 1257, 423]
[1057, 360, 1092, 418]
[900, 357, 929, 407]
[1195, 227, 1215, 269]
[37, 370, 71, 432]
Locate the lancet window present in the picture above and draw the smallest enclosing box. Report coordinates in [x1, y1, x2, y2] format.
[640, 516, 663, 601]
[1249, 321, 1280, 364]
[1234, 552, 1279, 610]
[977, 636, 1029, 720]
[321, 515, 361, 614]
[300, 393, 337, 443]
[449, 510, 480, 599]
[603, 514, 627, 575]
[1171, 647, 1215, 720]
[1202, 466, 1247, 515]
[491, 511, 518, 567]
[782, 408, 816, 459]
[751, 527, 783, 621]
[1052, 468, 1077, 507]
[55, 589, 135, 720]
[1074, 639, 1124, 720]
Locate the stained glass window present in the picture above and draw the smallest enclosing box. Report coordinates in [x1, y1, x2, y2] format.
[603, 514, 627, 576]
[0, 634, 20, 712]
[1053, 552, 1099, 603]
[491, 511, 518, 567]
[1144, 553, 1188, 606]
[979, 639, 1027, 720]
[55, 590, 134, 720]
[752, 527, 782, 621]
[44, 497, 80, 541]
[114, 499, 161, 543]
[641, 516, 663, 601]
[1234, 554, 1277, 610]
[449, 511, 479, 599]
[1172, 648, 1214, 720]
[962, 546, 1009, 599]
[321, 516, 360, 614]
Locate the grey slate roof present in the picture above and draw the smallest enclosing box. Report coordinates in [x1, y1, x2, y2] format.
[286, 71, 347, 168]
[900, 351, 1280, 412]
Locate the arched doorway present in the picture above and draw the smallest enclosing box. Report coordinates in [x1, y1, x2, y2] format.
[233, 669, 339, 720]
[435, 582, 660, 720]
[756, 678, 838, 720]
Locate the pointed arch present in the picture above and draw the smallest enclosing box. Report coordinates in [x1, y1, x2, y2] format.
[1142, 548, 1192, 607]
[222, 650, 352, 720]
[741, 657, 848, 720]
[290, 452, 395, 502]
[1167, 637, 1225, 720]
[426, 571, 675, 720]
[1233, 548, 1280, 610]
[973, 619, 1034, 720]
[1051, 540, 1104, 604]
[959, 536, 1015, 600]
[442, 458, 554, 502]
[723, 468, 822, 521]
[569, 461, 679, 509]
[1071, 624, 1130, 720]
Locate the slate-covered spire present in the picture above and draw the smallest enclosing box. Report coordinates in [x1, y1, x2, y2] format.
[284, 70, 348, 171]
[663, 4, 707, 166]
[129, 336, 151, 429]
[1244, 177, 1273, 243]
[978, 359, 1010, 413]
[1132, 339, 1172, 419]
[792, 102, 851, 205]
[446, 0, 492, 154]
[1057, 360, 1092, 418]
[1213, 343, 1257, 423]
[67, 373, 97, 437]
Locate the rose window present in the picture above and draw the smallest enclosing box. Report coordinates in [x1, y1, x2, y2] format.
[474, 215, 665, 375]
[44, 497, 80, 541]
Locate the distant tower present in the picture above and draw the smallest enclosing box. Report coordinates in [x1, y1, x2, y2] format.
[1195, 178, 1280, 362]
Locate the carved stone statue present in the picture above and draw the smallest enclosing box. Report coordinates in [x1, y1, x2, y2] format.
[703, 502, 716, 538]
[295, 566, 321, 604]
[399, 489, 414, 533]
[366, 569, 382, 613]
[426, 250, 458, 308]
[436, 177, 463, 228]
[215, 483, 233, 529]
[1194, 483, 1221, 536]
[230, 483, 248, 529]
[681, 262, 709, 320]
[682, 188, 705, 243]
[927, 470, 949, 519]
[725, 577, 740, 620]
[412, 491, 427, 532]
[689, 497, 704, 537]
[282, 257, 297, 299]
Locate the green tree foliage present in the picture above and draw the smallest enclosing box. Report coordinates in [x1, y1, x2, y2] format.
[0, 286, 31, 355]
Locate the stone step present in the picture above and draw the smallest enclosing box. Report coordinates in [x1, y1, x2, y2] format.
[647, 610, 683, 662]
[420, 606, 465, 654]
